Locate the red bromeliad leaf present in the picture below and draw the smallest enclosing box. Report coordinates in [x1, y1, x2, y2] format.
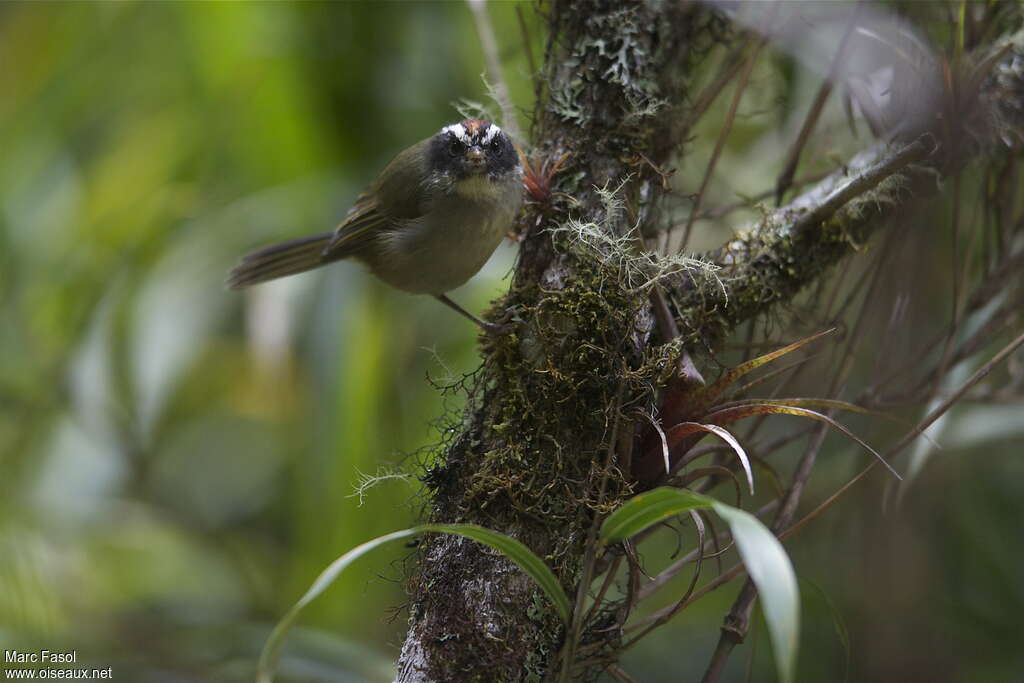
[712, 397, 871, 414]
[642, 412, 672, 474]
[699, 329, 835, 406]
[640, 331, 851, 487]
[664, 422, 754, 494]
[711, 397, 940, 448]
[703, 403, 902, 479]
[725, 354, 822, 401]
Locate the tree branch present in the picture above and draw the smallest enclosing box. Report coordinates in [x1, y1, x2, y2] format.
[668, 28, 1024, 350]
[689, 31, 1023, 682]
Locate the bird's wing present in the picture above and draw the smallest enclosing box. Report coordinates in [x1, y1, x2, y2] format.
[322, 193, 387, 257]
[323, 139, 433, 258]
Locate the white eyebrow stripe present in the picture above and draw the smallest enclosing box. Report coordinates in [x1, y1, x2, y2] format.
[441, 123, 470, 143]
[481, 124, 501, 144]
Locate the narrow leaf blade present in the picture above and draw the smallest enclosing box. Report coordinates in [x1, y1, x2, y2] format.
[713, 397, 871, 415]
[599, 488, 714, 544]
[257, 529, 418, 683]
[667, 422, 754, 495]
[258, 525, 572, 683]
[704, 403, 901, 479]
[601, 489, 801, 681]
[702, 329, 835, 403]
[711, 502, 800, 683]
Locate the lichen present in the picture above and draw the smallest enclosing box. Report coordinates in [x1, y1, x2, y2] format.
[401, 2, 735, 679]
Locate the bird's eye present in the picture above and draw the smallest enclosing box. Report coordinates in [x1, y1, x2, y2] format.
[448, 138, 463, 156]
[489, 138, 501, 150]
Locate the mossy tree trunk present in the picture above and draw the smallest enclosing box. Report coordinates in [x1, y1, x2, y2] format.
[396, 2, 711, 680]
[395, 0, 1023, 680]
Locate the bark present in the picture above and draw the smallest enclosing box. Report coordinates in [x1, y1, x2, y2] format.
[394, 1, 1024, 679]
[397, 2, 715, 680]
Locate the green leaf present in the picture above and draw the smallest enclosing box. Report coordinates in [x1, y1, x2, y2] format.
[257, 524, 571, 683]
[711, 501, 800, 683]
[257, 529, 417, 683]
[599, 488, 716, 544]
[599, 488, 800, 683]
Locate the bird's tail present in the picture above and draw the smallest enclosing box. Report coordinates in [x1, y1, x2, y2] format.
[226, 232, 335, 289]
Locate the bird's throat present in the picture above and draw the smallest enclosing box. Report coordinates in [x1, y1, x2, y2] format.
[453, 174, 501, 201]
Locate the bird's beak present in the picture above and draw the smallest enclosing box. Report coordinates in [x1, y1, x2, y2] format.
[465, 146, 486, 172]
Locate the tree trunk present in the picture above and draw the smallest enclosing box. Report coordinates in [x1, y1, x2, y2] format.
[396, 2, 712, 680]
[395, 0, 1024, 679]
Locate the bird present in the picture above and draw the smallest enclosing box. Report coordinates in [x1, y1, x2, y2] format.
[226, 118, 523, 332]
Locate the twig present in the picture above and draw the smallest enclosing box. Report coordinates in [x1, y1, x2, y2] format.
[679, 43, 748, 134]
[785, 330, 1024, 540]
[560, 382, 627, 680]
[699, 240, 913, 681]
[679, 37, 767, 252]
[774, 4, 861, 204]
[790, 137, 933, 234]
[605, 664, 638, 683]
[515, 5, 540, 106]
[694, 168, 833, 221]
[581, 555, 623, 630]
[466, 0, 523, 142]
[627, 331, 1024, 641]
[621, 510, 707, 650]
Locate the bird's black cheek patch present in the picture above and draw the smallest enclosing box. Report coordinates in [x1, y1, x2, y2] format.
[428, 135, 459, 175]
[487, 138, 519, 176]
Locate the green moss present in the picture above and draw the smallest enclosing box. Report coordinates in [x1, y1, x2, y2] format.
[408, 2, 737, 677]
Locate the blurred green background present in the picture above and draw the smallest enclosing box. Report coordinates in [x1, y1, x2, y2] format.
[1, 2, 1021, 682]
[0, 2, 536, 680]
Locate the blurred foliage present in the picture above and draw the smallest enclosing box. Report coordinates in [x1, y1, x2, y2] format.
[1, 2, 1021, 683]
[0, 2, 537, 680]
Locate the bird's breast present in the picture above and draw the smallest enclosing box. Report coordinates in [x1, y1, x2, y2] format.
[366, 195, 516, 295]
